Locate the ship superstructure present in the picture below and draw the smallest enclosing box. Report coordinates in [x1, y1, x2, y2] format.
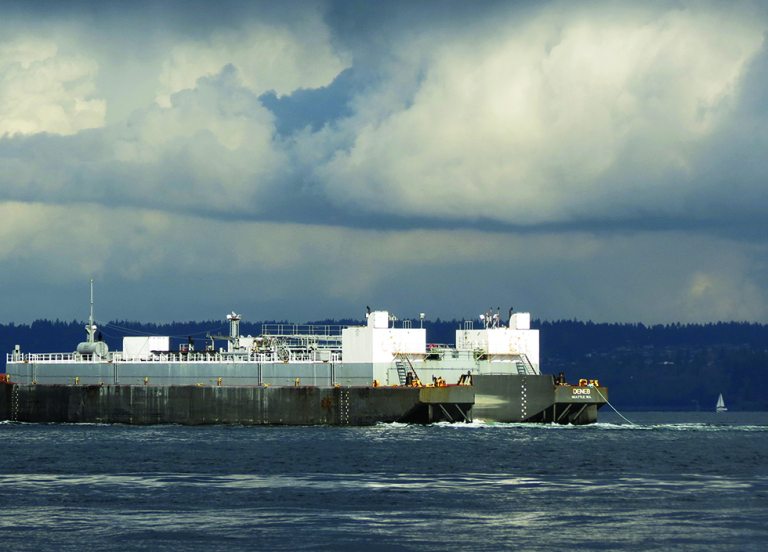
[5, 308, 541, 384]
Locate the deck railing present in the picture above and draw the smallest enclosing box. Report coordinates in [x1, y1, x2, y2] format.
[261, 324, 344, 337]
[7, 350, 343, 365]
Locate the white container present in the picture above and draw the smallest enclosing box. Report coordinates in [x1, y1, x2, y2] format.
[123, 336, 170, 359]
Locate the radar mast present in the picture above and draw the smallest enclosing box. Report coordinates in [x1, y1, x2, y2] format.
[85, 279, 97, 343]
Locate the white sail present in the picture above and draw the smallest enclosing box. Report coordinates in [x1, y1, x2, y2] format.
[716, 393, 727, 412]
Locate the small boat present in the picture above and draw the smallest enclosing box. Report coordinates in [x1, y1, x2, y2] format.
[716, 393, 727, 412]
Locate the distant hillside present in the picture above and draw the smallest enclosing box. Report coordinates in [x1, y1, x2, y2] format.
[533, 320, 768, 413]
[3, 318, 767, 412]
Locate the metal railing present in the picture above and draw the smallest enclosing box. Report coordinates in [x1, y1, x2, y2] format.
[261, 324, 344, 337]
[7, 350, 342, 365]
[7, 352, 84, 363]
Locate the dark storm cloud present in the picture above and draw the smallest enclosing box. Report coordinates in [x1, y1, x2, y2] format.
[2, 0, 768, 325]
[2, 0, 767, 237]
[1, 0, 320, 27]
[323, 0, 532, 43]
[2, 1, 768, 238]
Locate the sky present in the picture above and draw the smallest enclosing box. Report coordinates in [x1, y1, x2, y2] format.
[1, 0, 768, 326]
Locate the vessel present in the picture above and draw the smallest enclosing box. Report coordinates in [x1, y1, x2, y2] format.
[716, 393, 727, 412]
[1, 287, 608, 425]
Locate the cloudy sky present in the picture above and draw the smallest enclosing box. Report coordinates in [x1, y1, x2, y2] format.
[1, 0, 767, 325]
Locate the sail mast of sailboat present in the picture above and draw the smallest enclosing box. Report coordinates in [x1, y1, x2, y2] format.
[716, 393, 727, 412]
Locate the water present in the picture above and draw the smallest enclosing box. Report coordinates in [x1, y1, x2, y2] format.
[2, 412, 768, 551]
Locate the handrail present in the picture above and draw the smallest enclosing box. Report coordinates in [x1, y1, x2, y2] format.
[395, 351, 421, 382]
[518, 353, 539, 375]
[260, 323, 344, 337]
[7, 349, 346, 364]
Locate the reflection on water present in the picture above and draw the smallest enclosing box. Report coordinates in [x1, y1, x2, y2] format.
[0, 472, 763, 493]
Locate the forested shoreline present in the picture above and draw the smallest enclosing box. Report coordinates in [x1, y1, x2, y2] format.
[2, 318, 767, 411]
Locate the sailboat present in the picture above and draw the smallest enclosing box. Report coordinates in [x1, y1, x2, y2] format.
[716, 393, 727, 413]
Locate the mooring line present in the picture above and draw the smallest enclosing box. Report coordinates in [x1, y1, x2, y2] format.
[593, 386, 635, 425]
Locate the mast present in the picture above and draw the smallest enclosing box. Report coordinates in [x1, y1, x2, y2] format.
[716, 393, 727, 412]
[85, 279, 97, 343]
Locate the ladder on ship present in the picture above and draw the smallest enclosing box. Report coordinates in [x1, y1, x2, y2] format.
[395, 353, 420, 385]
[515, 354, 537, 375]
[396, 360, 408, 385]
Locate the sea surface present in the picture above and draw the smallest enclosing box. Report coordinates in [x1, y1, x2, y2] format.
[2, 411, 767, 551]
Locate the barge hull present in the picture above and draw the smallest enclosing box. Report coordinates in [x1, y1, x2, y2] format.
[472, 374, 607, 424]
[0, 382, 474, 426]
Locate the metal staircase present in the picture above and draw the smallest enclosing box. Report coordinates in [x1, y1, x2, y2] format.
[516, 354, 537, 375]
[395, 360, 408, 385]
[395, 353, 420, 385]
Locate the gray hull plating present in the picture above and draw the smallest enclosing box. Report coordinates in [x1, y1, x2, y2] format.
[0, 382, 474, 426]
[3, 362, 607, 425]
[472, 374, 607, 424]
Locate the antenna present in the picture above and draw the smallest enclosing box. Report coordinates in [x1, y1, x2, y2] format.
[90, 279, 94, 328]
[85, 279, 97, 343]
